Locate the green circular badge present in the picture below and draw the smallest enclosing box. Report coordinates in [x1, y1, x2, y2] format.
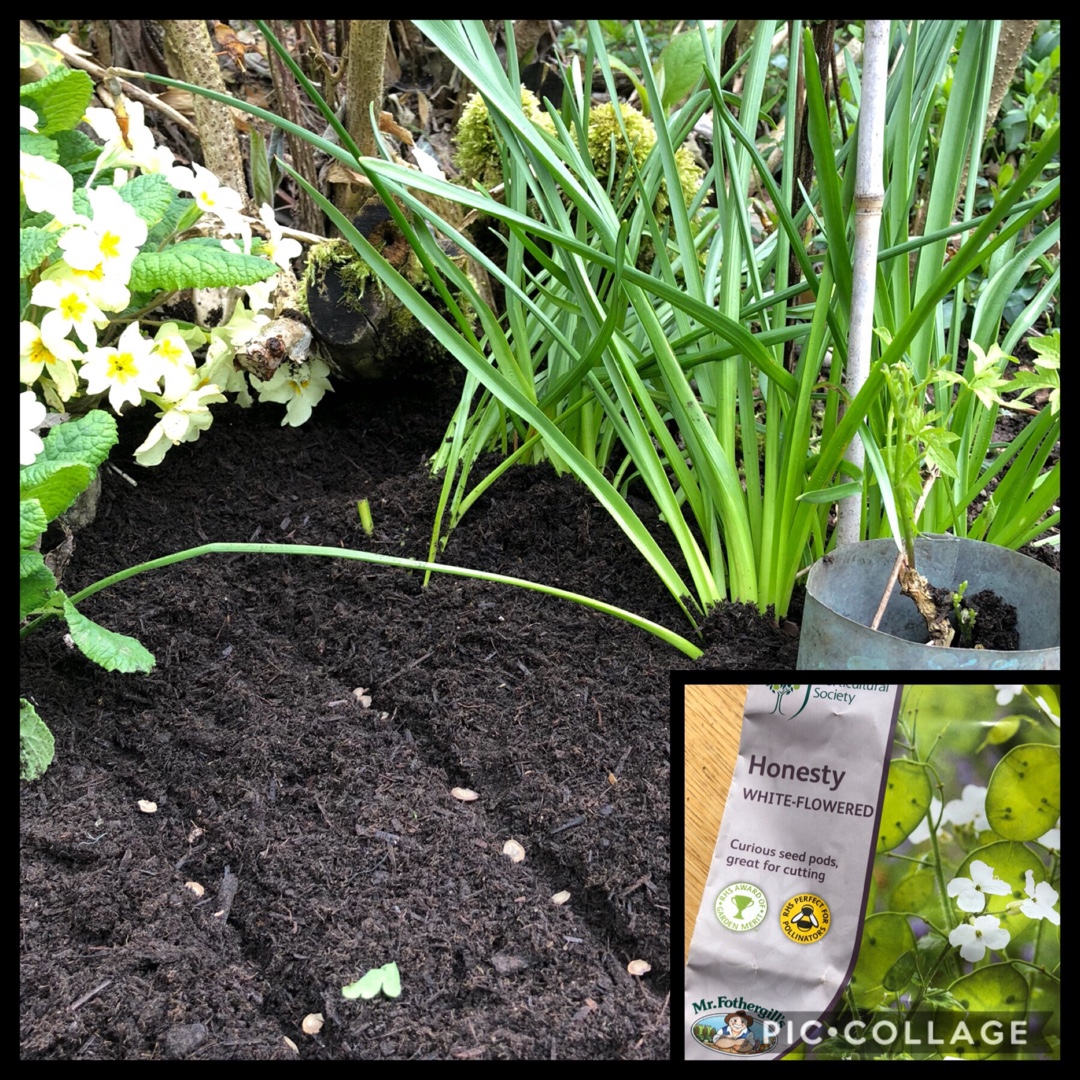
[714, 882, 767, 931]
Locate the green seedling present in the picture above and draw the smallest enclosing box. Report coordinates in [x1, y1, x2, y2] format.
[342, 962, 401, 1000]
[357, 498, 374, 537]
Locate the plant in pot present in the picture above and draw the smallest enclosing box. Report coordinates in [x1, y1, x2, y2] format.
[797, 338, 1060, 669]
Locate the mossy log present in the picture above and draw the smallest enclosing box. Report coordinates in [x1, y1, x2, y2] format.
[302, 201, 469, 382]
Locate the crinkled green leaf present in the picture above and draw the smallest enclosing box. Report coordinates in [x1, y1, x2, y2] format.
[20, 462, 91, 524]
[20, 131, 58, 162]
[20, 66, 94, 136]
[20, 226, 59, 278]
[55, 127, 102, 172]
[63, 599, 156, 674]
[20, 698, 55, 782]
[129, 241, 278, 293]
[35, 410, 118, 472]
[115, 172, 177, 230]
[20, 550, 57, 620]
[20, 497, 49, 549]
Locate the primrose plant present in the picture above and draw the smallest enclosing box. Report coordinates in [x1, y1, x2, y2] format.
[19, 51, 332, 470]
[818, 684, 1061, 1061]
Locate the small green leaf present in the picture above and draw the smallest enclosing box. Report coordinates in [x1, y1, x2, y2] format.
[20, 698, 55, 782]
[19, 462, 91, 524]
[658, 27, 714, 111]
[20, 551, 58, 620]
[342, 962, 401, 1000]
[63, 599, 156, 674]
[20, 497, 49, 549]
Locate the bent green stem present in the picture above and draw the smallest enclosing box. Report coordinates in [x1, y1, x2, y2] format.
[21, 541, 705, 660]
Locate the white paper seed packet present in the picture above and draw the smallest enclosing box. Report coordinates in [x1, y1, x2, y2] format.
[683, 684, 1061, 1062]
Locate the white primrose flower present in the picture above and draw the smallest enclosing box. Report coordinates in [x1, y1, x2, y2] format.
[39, 257, 132, 316]
[994, 684, 1024, 706]
[20, 391, 48, 466]
[949, 915, 1010, 963]
[21, 104, 40, 132]
[947, 860, 1011, 914]
[79, 322, 163, 413]
[83, 98, 162, 178]
[21, 320, 82, 403]
[942, 784, 990, 833]
[256, 202, 302, 271]
[134, 381, 227, 467]
[168, 162, 247, 237]
[30, 276, 108, 349]
[58, 184, 147, 281]
[251, 357, 333, 426]
[1020, 870, 1060, 926]
[20, 152, 86, 226]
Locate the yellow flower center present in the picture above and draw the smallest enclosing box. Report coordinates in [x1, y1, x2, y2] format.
[99, 231, 122, 260]
[60, 293, 88, 321]
[108, 351, 138, 382]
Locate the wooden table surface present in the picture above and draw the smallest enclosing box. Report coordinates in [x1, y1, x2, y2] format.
[683, 683, 747, 964]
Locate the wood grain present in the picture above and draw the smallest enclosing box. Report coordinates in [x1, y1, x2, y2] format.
[684, 683, 747, 963]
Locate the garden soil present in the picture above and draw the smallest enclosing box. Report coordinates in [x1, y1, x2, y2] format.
[20, 373, 800, 1061]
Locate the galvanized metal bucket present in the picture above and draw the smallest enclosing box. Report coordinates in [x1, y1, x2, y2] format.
[797, 535, 1059, 670]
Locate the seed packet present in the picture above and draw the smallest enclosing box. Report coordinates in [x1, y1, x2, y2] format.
[683, 684, 1060, 1061]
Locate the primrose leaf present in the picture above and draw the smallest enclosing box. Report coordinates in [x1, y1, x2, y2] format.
[129, 241, 278, 293]
[20, 698, 55, 782]
[36, 410, 118, 472]
[19, 463, 91, 524]
[20, 497, 48, 550]
[20, 551, 57, 620]
[115, 172, 177, 230]
[21, 226, 59, 278]
[20, 66, 94, 136]
[63, 599, 156, 674]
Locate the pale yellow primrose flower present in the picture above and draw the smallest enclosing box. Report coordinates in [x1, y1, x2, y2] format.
[251, 357, 333, 426]
[20, 320, 82, 402]
[134, 382, 227, 467]
[79, 322, 164, 413]
[31, 277, 108, 349]
[20, 391, 47, 466]
[58, 184, 147, 279]
[20, 105, 40, 132]
[150, 322, 201, 401]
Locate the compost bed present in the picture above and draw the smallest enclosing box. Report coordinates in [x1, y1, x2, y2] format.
[20, 374, 802, 1061]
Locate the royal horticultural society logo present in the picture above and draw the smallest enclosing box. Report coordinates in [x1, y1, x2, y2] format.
[780, 893, 831, 944]
[767, 684, 812, 716]
[714, 882, 767, 931]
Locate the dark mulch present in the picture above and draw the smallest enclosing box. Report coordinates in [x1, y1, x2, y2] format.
[20, 371, 801, 1061]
